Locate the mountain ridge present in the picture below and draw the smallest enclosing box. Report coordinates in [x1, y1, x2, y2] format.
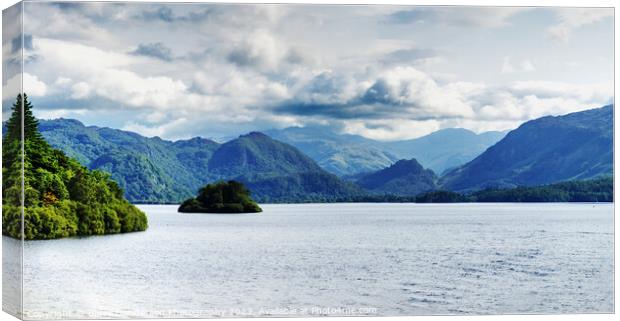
[440, 105, 613, 191]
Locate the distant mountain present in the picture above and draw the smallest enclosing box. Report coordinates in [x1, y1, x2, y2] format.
[266, 126, 505, 176]
[383, 128, 506, 175]
[208, 132, 365, 202]
[356, 158, 437, 196]
[440, 105, 613, 192]
[32, 119, 363, 203]
[265, 126, 399, 176]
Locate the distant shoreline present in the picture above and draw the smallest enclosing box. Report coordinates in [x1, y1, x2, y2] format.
[134, 201, 614, 206]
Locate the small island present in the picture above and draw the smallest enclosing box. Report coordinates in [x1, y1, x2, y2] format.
[178, 180, 262, 213]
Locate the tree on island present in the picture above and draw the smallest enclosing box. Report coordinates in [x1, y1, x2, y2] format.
[179, 180, 262, 213]
[2, 94, 148, 240]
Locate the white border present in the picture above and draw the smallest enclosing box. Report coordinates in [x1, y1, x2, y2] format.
[0, 1, 616, 321]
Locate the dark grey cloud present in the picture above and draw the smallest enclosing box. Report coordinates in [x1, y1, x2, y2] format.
[140, 7, 175, 22]
[227, 47, 259, 68]
[285, 48, 314, 66]
[8, 34, 38, 66]
[273, 99, 420, 121]
[130, 43, 173, 61]
[274, 97, 458, 123]
[285, 50, 305, 65]
[360, 80, 394, 105]
[302, 72, 348, 97]
[273, 101, 364, 120]
[227, 42, 312, 70]
[11, 34, 33, 53]
[273, 77, 412, 120]
[271, 69, 472, 122]
[271, 72, 379, 119]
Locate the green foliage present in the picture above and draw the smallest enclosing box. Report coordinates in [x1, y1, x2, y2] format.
[179, 180, 262, 213]
[415, 190, 468, 203]
[2, 94, 148, 240]
[414, 177, 613, 203]
[241, 171, 365, 203]
[471, 177, 613, 202]
[208, 132, 323, 176]
[330, 177, 612, 203]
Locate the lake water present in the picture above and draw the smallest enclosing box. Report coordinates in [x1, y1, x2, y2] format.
[3, 203, 614, 319]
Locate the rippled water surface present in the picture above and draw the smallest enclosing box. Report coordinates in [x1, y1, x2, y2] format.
[3, 203, 614, 318]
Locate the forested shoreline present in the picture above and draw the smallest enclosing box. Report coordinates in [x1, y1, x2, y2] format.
[2, 94, 148, 240]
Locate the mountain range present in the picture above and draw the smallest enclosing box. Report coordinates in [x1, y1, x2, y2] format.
[266, 126, 506, 175]
[6, 104, 612, 203]
[35, 120, 363, 203]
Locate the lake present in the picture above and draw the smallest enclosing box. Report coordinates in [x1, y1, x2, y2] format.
[2, 203, 614, 318]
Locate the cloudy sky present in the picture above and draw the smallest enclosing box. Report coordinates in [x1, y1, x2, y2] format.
[2, 2, 614, 141]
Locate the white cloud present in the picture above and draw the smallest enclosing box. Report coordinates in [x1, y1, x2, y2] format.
[501, 57, 536, 73]
[122, 117, 188, 139]
[22, 33, 613, 141]
[469, 81, 611, 123]
[445, 7, 527, 28]
[31, 38, 214, 111]
[16, 4, 612, 141]
[546, 8, 613, 43]
[343, 118, 441, 141]
[284, 66, 612, 139]
[54, 77, 72, 86]
[227, 29, 284, 72]
[36, 108, 88, 120]
[520, 60, 535, 72]
[4, 73, 48, 98]
[70, 82, 91, 99]
[23, 34, 304, 138]
[367, 66, 475, 119]
[23, 3, 117, 47]
[509, 81, 611, 102]
[145, 111, 167, 124]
